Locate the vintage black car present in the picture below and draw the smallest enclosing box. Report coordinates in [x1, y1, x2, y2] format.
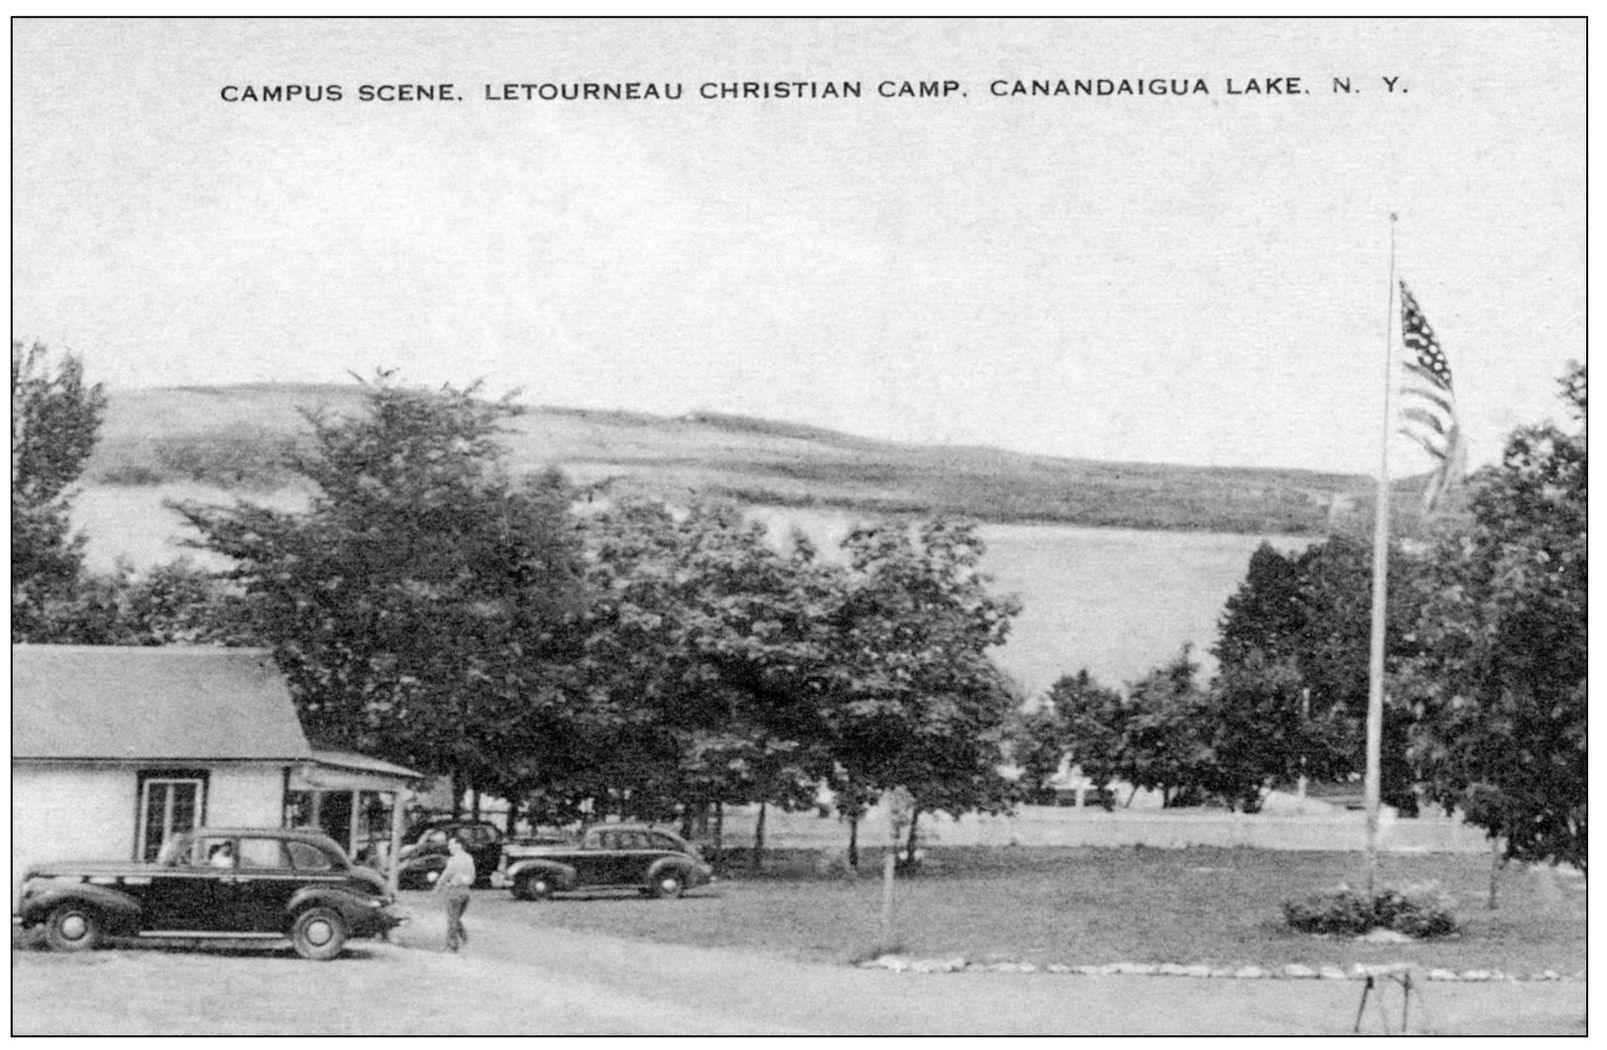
[394, 818, 505, 889]
[16, 827, 403, 960]
[502, 825, 714, 900]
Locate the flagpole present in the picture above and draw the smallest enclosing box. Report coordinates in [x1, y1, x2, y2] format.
[1364, 214, 1399, 898]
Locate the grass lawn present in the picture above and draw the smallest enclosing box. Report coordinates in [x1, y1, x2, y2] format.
[508, 846, 1585, 974]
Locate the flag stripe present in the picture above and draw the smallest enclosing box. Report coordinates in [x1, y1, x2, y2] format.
[1398, 428, 1449, 462]
[1400, 406, 1448, 437]
[1403, 360, 1452, 392]
[1396, 280, 1463, 512]
[1400, 385, 1455, 415]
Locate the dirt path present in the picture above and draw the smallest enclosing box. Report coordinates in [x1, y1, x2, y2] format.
[12, 899, 1586, 1036]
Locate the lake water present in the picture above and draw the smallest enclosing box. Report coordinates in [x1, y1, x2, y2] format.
[747, 507, 1316, 697]
[77, 489, 1316, 699]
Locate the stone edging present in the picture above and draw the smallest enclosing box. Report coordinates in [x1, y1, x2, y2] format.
[857, 956, 1585, 983]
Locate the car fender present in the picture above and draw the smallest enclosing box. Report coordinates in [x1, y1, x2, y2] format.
[20, 882, 142, 931]
[285, 885, 382, 925]
[401, 854, 447, 875]
[506, 858, 576, 890]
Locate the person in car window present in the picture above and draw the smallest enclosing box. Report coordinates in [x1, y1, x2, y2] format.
[208, 842, 234, 868]
[436, 834, 476, 952]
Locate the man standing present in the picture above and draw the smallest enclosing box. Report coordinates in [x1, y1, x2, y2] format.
[436, 834, 476, 952]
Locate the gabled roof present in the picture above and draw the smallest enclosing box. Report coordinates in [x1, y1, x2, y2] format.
[12, 645, 311, 762]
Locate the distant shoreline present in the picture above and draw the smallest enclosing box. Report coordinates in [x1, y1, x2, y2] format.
[86, 382, 1438, 538]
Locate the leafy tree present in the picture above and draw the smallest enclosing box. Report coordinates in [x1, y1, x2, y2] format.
[11, 341, 107, 640]
[1051, 669, 1128, 805]
[176, 374, 586, 805]
[1012, 669, 1125, 805]
[821, 519, 1021, 866]
[569, 498, 837, 849]
[1402, 362, 1586, 872]
[1214, 537, 1428, 811]
[27, 558, 258, 647]
[111, 558, 258, 645]
[1194, 653, 1356, 812]
[1010, 704, 1067, 806]
[1215, 541, 1305, 670]
[1114, 648, 1212, 807]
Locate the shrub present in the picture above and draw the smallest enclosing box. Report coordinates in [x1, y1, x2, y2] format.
[1374, 882, 1460, 938]
[1282, 881, 1460, 938]
[1283, 883, 1375, 935]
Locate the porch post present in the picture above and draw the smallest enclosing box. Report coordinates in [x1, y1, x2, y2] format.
[387, 788, 410, 895]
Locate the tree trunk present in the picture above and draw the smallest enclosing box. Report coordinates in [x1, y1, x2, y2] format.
[450, 771, 463, 818]
[714, 802, 724, 855]
[750, 802, 767, 873]
[1488, 836, 1501, 910]
[902, 808, 922, 870]
[680, 801, 696, 840]
[471, 788, 481, 822]
[505, 795, 519, 838]
[848, 815, 860, 869]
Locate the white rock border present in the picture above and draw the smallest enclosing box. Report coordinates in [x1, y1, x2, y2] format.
[856, 955, 1585, 983]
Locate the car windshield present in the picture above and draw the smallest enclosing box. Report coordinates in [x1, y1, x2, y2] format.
[287, 840, 336, 871]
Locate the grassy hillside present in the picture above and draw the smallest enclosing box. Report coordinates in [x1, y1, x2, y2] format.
[85, 382, 1414, 535]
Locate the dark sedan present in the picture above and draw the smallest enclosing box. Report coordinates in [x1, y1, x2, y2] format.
[16, 827, 403, 960]
[502, 825, 714, 900]
[395, 818, 505, 889]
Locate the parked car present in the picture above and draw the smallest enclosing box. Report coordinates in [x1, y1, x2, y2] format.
[502, 825, 714, 900]
[395, 818, 504, 889]
[16, 827, 403, 960]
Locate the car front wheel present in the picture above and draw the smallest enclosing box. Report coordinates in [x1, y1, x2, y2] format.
[513, 872, 554, 901]
[651, 872, 685, 899]
[45, 903, 106, 952]
[291, 907, 349, 961]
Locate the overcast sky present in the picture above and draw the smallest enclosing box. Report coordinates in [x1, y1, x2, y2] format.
[13, 19, 1584, 475]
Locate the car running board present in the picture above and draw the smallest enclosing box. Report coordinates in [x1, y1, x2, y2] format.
[137, 931, 286, 939]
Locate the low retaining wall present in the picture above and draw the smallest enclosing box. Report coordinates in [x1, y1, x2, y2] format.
[717, 804, 1492, 854]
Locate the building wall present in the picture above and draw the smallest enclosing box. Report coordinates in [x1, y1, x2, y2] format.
[11, 761, 288, 902]
[12, 764, 134, 893]
[207, 765, 289, 827]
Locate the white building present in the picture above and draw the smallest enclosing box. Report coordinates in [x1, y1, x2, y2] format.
[12, 645, 419, 894]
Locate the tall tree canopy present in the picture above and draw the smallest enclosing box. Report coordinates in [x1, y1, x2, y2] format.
[566, 497, 839, 829]
[822, 520, 1022, 860]
[1194, 652, 1355, 812]
[177, 375, 587, 800]
[1214, 537, 1427, 810]
[1402, 362, 1586, 871]
[11, 341, 107, 640]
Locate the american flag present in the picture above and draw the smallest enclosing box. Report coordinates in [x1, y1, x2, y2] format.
[1397, 280, 1464, 511]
